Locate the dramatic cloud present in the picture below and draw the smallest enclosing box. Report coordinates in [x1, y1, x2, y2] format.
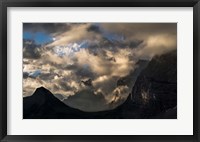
[136, 33, 177, 58]
[23, 23, 177, 112]
[23, 23, 71, 36]
[87, 24, 101, 33]
[48, 24, 102, 47]
[100, 23, 176, 37]
[23, 39, 42, 59]
[101, 23, 177, 58]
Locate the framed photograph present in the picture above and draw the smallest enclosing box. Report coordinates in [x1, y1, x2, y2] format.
[0, 0, 199, 141]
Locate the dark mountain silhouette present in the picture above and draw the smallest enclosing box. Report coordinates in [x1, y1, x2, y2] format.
[130, 50, 177, 118]
[23, 50, 177, 119]
[23, 87, 86, 119]
[23, 87, 135, 119]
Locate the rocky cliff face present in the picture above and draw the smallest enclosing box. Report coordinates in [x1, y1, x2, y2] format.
[130, 50, 177, 118]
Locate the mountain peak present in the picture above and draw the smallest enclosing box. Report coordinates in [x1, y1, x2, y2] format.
[35, 86, 49, 92]
[34, 86, 53, 95]
[31, 86, 56, 102]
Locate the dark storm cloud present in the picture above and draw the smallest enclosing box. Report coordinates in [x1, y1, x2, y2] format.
[73, 65, 96, 79]
[129, 40, 143, 48]
[87, 25, 101, 33]
[101, 23, 177, 36]
[39, 73, 55, 81]
[23, 23, 71, 35]
[23, 72, 29, 79]
[23, 39, 41, 59]
[23, 47, 41, 59]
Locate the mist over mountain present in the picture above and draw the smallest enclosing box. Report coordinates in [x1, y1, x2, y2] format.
[23, 50, 177, 119]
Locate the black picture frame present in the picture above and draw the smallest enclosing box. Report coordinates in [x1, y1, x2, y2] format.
[0, 0, 199, 141]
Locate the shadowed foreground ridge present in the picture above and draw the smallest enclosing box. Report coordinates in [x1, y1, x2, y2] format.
[23, 50, 177, 119]
[23, 87, 85, 119]
[130, 50, 177, 118]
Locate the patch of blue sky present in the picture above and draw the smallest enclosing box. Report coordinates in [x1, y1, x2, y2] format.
[103, 32, 125, 43]
[28, 70, 41, 78]
[23, 32, 53, 45]
[77, 40, 90, 49]
[23, 32, 33, 39]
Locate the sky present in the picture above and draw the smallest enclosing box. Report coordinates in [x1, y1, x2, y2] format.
[23, 32, 53, 44]
[23, 23, 177, 112]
